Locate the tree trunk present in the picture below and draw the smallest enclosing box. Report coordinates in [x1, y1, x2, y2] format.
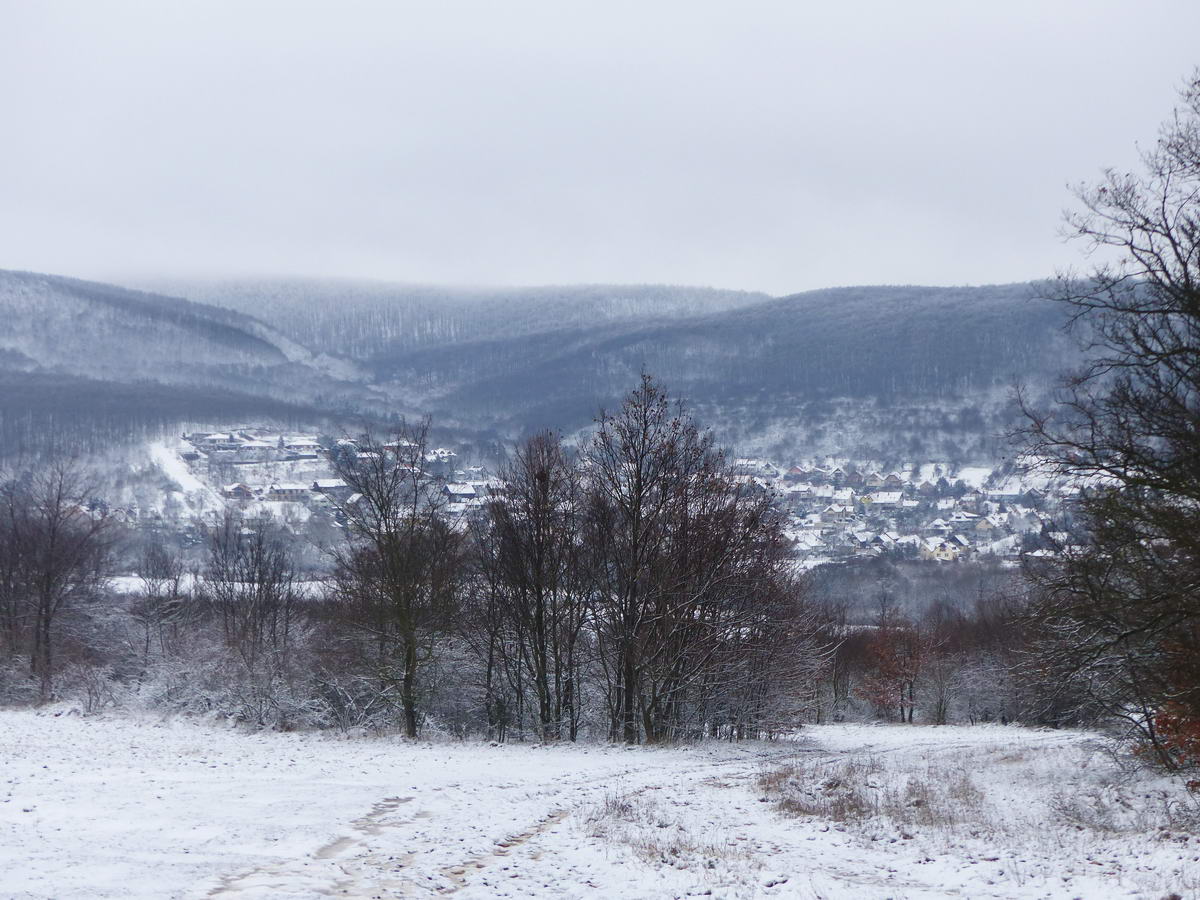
[33, 605, 52, 701]
[622, 649, 639, 743]
[402, 640, 419, 738]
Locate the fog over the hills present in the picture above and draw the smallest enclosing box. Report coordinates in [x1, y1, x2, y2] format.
[3, 0, 1199, 293]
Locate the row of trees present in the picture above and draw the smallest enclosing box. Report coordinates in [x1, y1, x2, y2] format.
[0, 392, 1078, 747]
[328, 376, 828, 743]
[0, 376, 833, 744]
[841, 593, 1026, 727]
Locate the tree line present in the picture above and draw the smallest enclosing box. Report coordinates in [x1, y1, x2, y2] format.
[0, 377, 831, 744]
[0, 369, 1154, 752]
[0, 377, 1087, 749]
[323, 375, 827, 743]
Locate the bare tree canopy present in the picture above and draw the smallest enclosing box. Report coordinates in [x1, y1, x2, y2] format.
[1022, 70, 1200, 767]
[582, 374, 823, 743]
[0, 462, 113, 699]
[327, 421, 467, 738]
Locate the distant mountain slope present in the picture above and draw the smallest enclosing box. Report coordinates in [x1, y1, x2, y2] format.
[0, 370, 330, 457]
[4, 271, 1075, 462]
[137, 276, 1075, 461]
[0, 271, 380, 455]
[0, 271, 287, 381]
[142, 277, 772, 358]
[376, 283, 1065, 404]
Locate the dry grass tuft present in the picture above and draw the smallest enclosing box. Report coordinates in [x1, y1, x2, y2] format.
[758, 753, 991, 838]
[582, 790, 749, 869]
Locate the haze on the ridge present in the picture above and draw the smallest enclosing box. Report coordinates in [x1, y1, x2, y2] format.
[2, 0, 1198, 295]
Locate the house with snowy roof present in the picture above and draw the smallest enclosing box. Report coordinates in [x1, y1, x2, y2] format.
[822, 503, 854, 524]
[222, 483, 255, 501]
[861, 491, 902, 508]
[444, 482, 478, 501]
[266, 483, 312, 501]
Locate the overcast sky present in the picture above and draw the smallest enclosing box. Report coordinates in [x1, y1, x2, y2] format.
[2, 1, 1198, 295]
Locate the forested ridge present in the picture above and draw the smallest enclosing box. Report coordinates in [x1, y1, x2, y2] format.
[1, 269, 1073, 460]
[143, 276, 1073, 459]
[143, 277, 774, 358]
[0, 271, 377, 454]
[369, 283, 1071, 427]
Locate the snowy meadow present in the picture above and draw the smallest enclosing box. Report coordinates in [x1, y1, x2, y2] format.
[2, 711, 1197, 899]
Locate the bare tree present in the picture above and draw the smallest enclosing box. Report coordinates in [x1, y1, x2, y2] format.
[0, 462, 112, 699]
[584, 375, 816, 743]
[130, 538, 189, 667]
[199, 513, 300, 672]
[483, 431, 589, 740]
[459, 517, 516, 740]
[583, 376, 702, 742]
[0, 475, 23, 662]
[702, 571, 834, 740]
[328, 421, 466, 738]
[1020, 70, 1200, 765]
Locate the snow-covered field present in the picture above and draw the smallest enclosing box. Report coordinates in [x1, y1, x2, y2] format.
[2, 711, 1197, 899]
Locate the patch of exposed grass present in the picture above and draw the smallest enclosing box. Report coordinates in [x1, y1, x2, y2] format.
[758, 737, 1200, 861]
[582, 790, 750, 870]
[757, 754, 987, 836]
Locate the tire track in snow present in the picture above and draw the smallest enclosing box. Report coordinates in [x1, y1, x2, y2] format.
[417, 750, 801, 896]
[206, 795, 415, 898]
[203, 745, 802, 898]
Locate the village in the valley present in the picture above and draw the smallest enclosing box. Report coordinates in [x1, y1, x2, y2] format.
[126, 427, 1080, 572]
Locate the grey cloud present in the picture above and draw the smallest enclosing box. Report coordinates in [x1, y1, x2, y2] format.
[1, 0, 1198, 293]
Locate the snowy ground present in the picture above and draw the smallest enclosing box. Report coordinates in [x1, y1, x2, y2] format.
[2, 712, 1197, 899]
[147, 441, 224, 516]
